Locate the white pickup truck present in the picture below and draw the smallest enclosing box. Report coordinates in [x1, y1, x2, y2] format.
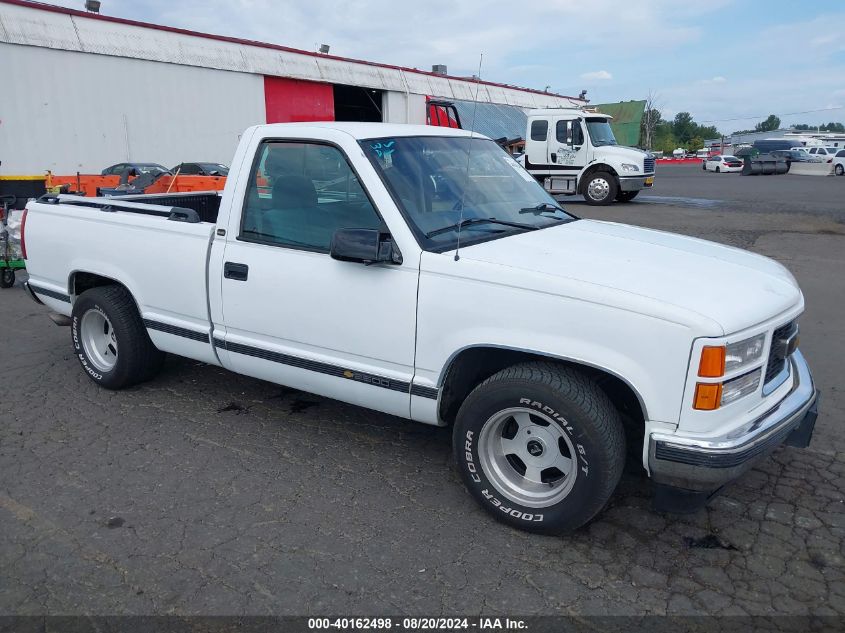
[22, 122, 818, 533]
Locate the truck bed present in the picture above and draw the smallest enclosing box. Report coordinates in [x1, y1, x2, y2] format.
[23, 193, 219, 365]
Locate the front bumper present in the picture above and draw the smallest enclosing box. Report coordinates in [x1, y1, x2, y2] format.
[618, 174, 655, 191]
[649, 350, 818, 499]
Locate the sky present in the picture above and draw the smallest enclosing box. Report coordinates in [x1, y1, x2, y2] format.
[44, 0, 845, 134]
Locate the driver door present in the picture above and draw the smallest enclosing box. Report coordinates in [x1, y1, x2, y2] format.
[551, 119, 588, 171]
[216, 140, 419, 418]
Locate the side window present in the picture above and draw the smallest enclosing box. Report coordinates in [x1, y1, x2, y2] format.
[530, 120, 548, 142]
[179, 163, 199, 175]
[555, 120, 570, 144]
[571, 121, 584, 146]
[240, 141, 383, 252]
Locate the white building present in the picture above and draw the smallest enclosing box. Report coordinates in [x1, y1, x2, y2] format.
[0, 0, 584, 174]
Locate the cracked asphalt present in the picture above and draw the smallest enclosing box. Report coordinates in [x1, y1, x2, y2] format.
[1, 164, 844, 617]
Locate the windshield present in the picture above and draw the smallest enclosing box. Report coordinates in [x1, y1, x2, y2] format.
[199, 163, 229, 175]
[585, 118, 617, 146]
[361, 136, 575, 252]
[138, 164, 168, 174]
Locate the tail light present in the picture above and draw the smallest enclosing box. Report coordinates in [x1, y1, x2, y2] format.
[20, 208, 28, 259]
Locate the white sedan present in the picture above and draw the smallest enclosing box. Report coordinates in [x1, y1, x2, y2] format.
[833, 149, 845, 176]
[702, 155, 743, 173]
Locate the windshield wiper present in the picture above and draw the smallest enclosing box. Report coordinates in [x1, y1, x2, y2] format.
[425, 217, 539, 239]
[519, 202, 566, 215]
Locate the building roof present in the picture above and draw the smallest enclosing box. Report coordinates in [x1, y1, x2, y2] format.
[0, 0, 585, 110]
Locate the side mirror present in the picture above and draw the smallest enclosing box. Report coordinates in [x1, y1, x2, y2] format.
[330, 228, 401, 265]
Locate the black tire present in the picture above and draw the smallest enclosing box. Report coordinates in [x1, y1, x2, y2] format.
[0, 269, 14, 288]
[71, 285, 164, 389]
[615, 191, 639, 203]
[836, 164, 844, 176]
[702, 162, 706, 171]
[715, 166, 720, 173]
[453, 362, 625, 534]
[582, 171, 618, 206]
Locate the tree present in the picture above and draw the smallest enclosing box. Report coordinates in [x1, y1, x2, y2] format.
[673, 112, 696, 143]
[640, 91, 662, 150]
[754, 114, 781, 132]
[685, 136, 703, 151]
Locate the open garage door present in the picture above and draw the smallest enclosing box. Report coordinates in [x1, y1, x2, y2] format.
[333, 84, 383, 122]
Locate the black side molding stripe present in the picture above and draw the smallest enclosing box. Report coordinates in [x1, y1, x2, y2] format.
[411, 384, 439, 399]
[28, 284, 71, 303]
[213, 337, 438, 399]
[143, 319, 210, 343]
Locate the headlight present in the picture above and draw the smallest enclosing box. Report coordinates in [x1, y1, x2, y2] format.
[621, 163, 640, 172]
[725, 334, 766, 372]
[721, 369, 762, 406]
[694, 334, 767, 410]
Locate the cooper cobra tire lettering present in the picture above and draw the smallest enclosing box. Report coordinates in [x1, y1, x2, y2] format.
[72, 312, 104, 381]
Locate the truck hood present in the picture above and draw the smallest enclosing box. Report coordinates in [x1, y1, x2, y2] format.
[592, 144, 648, 163]
[456, 220, 801, 334]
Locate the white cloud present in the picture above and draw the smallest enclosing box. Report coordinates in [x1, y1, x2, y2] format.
[581, 70, 613, 81]
[708, 76, 727, 83]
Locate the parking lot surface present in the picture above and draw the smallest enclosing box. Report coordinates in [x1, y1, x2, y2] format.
[1, 164, 844, 616]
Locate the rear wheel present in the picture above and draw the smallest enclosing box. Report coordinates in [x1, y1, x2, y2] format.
[582, 171, 618, 206]
[0, 269, 14, 288]
[453, 362, 625, 534]
[702, 162, 706, 171]
[836, 164, 844, 176]
[71, 285, 164, 389]
[615, 191, 639, 203]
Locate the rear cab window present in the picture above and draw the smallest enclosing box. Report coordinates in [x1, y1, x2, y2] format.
[530, 120, 548, 142]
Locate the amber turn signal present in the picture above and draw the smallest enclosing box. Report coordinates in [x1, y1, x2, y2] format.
[698, 346, 726, 377]
[693, 383, 723, 410]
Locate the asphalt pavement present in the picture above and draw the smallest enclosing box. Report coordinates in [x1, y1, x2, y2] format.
[1, 164, 844, 618]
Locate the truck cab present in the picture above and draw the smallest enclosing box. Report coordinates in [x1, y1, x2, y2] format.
[520, 109, 655, 205]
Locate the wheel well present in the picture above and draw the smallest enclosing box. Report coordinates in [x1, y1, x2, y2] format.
[579, 164, 619, 194]
[438, 347, 645, 443]
[70, 271, 125, 297]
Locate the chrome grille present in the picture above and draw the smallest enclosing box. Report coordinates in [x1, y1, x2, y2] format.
[765, 321, 797, 385]
[644, 157, 656, 174]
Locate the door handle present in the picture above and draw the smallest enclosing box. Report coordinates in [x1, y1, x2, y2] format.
[224, 262, 249, 281]
[550, 152, 557, 163]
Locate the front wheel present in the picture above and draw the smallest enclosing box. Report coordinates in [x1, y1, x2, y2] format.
[836, 164, 844, 176]
[715, 166, 721, 173]
[71, 285, 164, 389]
[0, 269, 15, 288]
[615, 191, 639, 203]
[453, 362, 625, 534]
[582, 171, 618, 206]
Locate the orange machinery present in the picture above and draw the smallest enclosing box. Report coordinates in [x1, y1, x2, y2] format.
[45, 172, 227, 197]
